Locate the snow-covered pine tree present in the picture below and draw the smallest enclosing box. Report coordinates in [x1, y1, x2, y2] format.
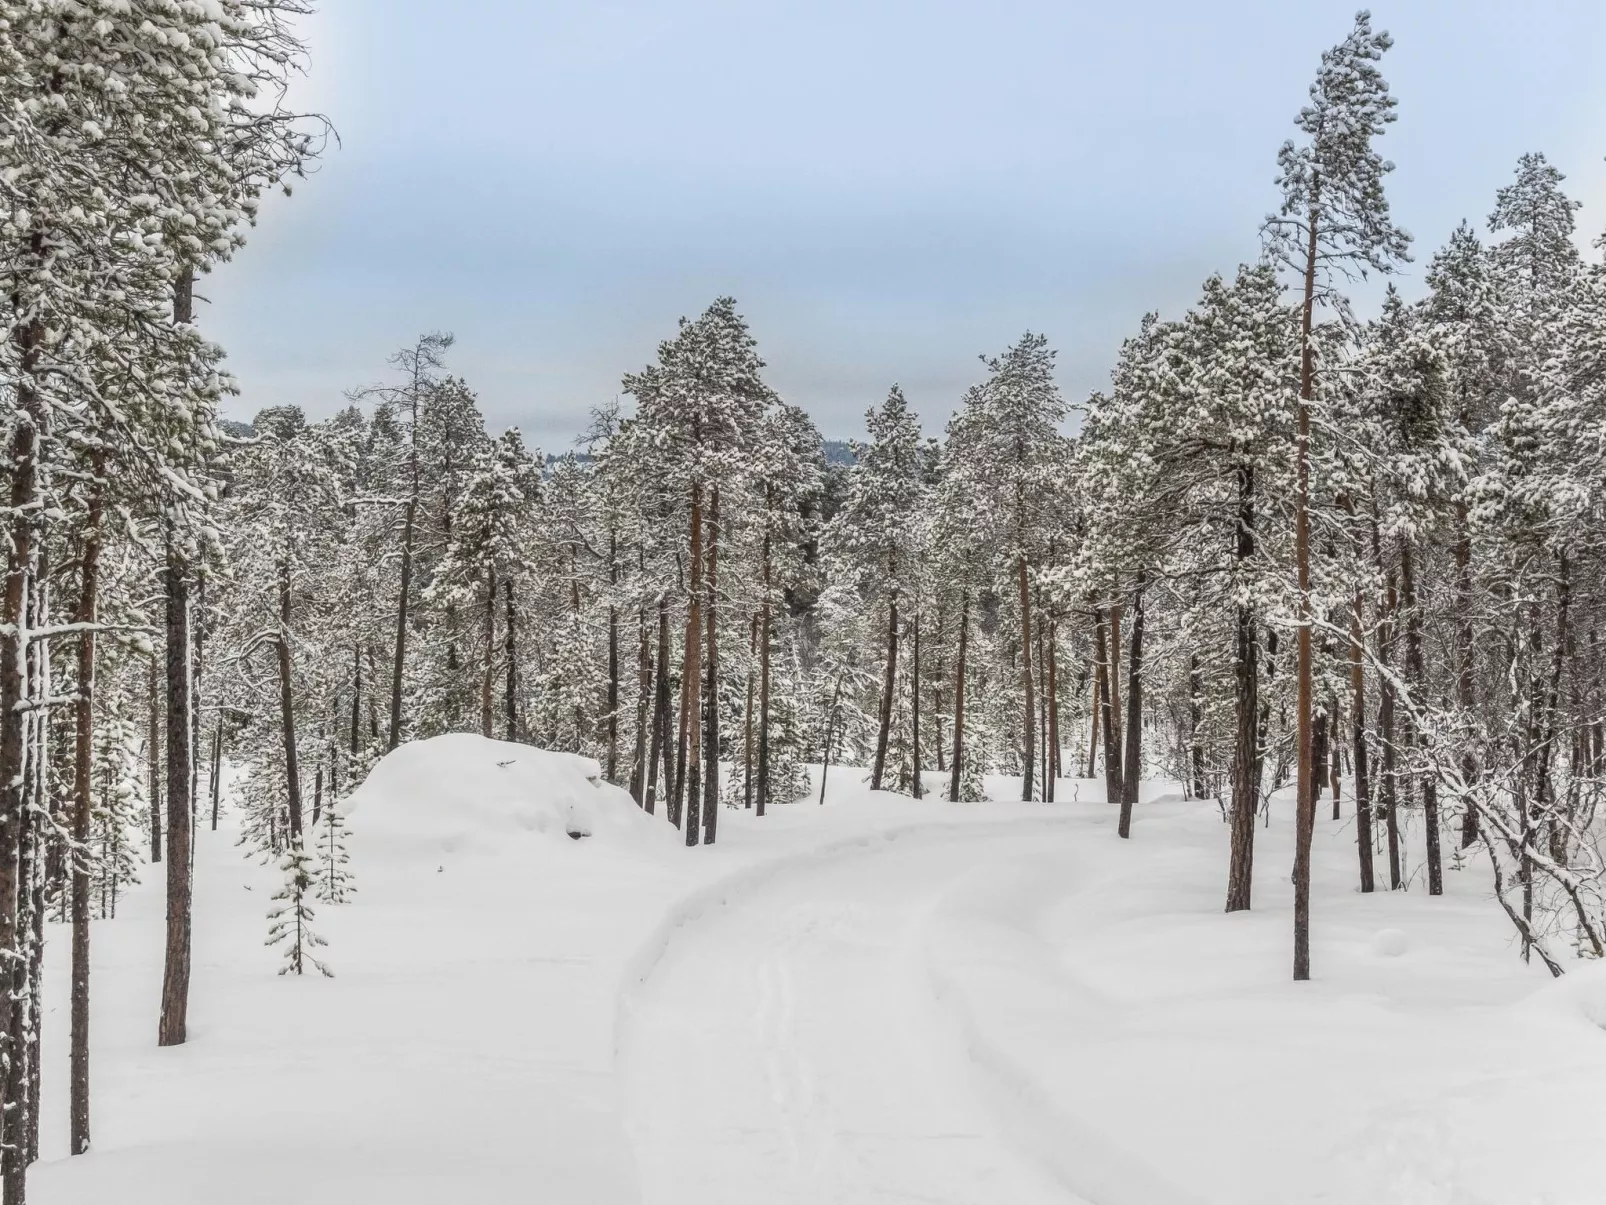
[313, 804, 355, 906]
[1262, 9, 1410, 981]
[267, 843, 332, 977]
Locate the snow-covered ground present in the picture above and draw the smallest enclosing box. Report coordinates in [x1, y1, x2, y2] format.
[28, 736, 1606, 1204]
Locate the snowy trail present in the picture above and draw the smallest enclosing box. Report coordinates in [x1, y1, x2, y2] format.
[618, 820, 1090, 1205]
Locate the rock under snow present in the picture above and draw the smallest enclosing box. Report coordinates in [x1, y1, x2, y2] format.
[343, 733, 673, 859]
[1370, 927, 1410, 957]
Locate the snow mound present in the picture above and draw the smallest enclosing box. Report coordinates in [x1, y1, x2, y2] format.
[344, 733, 672, 859]
[1371, 928, 1410, 958]
[1524, 960, 1606, 1032]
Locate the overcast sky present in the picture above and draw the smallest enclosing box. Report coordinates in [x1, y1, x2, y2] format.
[206, 0, 1606, 447]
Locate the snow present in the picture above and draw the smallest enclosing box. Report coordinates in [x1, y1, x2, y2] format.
[27, 737, 1606, 1204]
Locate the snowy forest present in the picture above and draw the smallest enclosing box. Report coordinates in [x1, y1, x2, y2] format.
[5, 4, 1606, 1204]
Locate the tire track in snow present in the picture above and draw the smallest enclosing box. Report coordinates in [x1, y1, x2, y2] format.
[614, 819, 1084, 1205]
[917, 851, 1210, 1205]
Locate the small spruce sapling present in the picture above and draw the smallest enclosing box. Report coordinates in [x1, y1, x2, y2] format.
[267, 845, 332, 977]
[315, 804, 356, 904]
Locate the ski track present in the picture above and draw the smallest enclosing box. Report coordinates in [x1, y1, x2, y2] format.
[616, 818, 1107, 1205]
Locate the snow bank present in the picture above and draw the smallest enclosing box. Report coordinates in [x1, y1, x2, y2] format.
[1523, 958, 1606, 1032]
[343, 733, 674, 859]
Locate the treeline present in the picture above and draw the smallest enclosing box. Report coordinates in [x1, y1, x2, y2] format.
[217, 14, 1606, 996]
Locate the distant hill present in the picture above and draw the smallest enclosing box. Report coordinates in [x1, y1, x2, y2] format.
[218, 419, 255, 439]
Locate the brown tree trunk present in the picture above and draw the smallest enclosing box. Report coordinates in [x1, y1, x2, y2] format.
[646, 597, 670, 818]
[934, 605, 947, 775]
[1018, 558, 1036, 802]
[870, 591, 898, 792]
[1109, 605, 1124, 756]
[703, 487, 721, 845]
[949, 594, 969, 802]
[607, 533, 620, 782]
[70, 458, 104, 1153]
[1119, 573, 1146, 838]
[1350, 590, 1375, 893]
[1188, 655, 1207, 800]
[683, 486, 704, 847]
[158, 532, 193, 1047]
[1453, 504, 1478, 847]
[1086, 666, 1101, 781]
[1225, 462, 1259, 913]
[757, 535, 773, 815]
[1378, 545, 1402, 891]
[819, 678, 843, 806]
[349, 638, 362, 755]
[481, 568, 497, 739]
[911, 612, 922, 798]
[209, 719, 223, 831]
[276, 562, 305, 843]
[1399, 542, 1441, 896]
[1095, 606, 1121, 806]
[389, 496, 415, 751]
[631, 602, 651, 805]
[743, 614, 756, 810]
[504, 578, 518, 741]
[1045, 620, 1059, 798]
[148, 656, 162, 863]
[1292, 185, 1321, 982]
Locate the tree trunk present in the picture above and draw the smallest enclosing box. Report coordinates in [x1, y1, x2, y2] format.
[209, 719, 223, 831]
[631, 603, 652, 805]
[1095, 606, 1121, 806]
[1292, 184, 1321, 982]
[158, 531, 193, 1047]
[1378, 549, 1402, 891]
[148, 656, 162, 863]
[683, 485, 704, 847]
[70, 458, 104, 1154]
[1350, 589, 1375, 894]
[934, 605, 947, 775]
[1226, 462, 1259, 913]
[870, 592, 898, 792]
[911, 612, 922, 798]
[1018, 559, 1036, 802]
[949, 594, 969, 802]
[646, 597, 670, 818]
[818, 678, 843, 807]
[311, 760, 324, 829]
[389, 496, 415, 751]
[1109, 605, 1124, 757]
[481, 567, 497, 739]
[1399, 542, 1441, 896]
[743, 614, 756, 810]
[1045, 620, 1059, 799]
[0, 313, 42, 1205]
[757, 535, 773, 816]
[504, 577, 518, 741]
[1453, 504, 1478, 847]
[702, 486, 721, 845]
[276, 562, 305, 844]
[1119, 573, 1146, 838]
[1188, 655, 1207, 800]
[349, 638, 362, 755]
[1086, 666, 1101, 781]
[607, 531, 619, 783]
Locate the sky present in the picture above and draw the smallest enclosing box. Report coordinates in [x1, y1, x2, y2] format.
[206, 0, 1606, 448]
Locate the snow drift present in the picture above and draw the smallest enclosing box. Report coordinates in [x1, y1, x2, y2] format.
[342, 733, 673, 860]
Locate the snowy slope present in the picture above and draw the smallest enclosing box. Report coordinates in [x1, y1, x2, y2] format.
[27, 739, 1606, 1204]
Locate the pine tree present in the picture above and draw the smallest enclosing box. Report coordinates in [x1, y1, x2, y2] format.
[1263, 9, 1410, 982]
[267, 844, 332, 978]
